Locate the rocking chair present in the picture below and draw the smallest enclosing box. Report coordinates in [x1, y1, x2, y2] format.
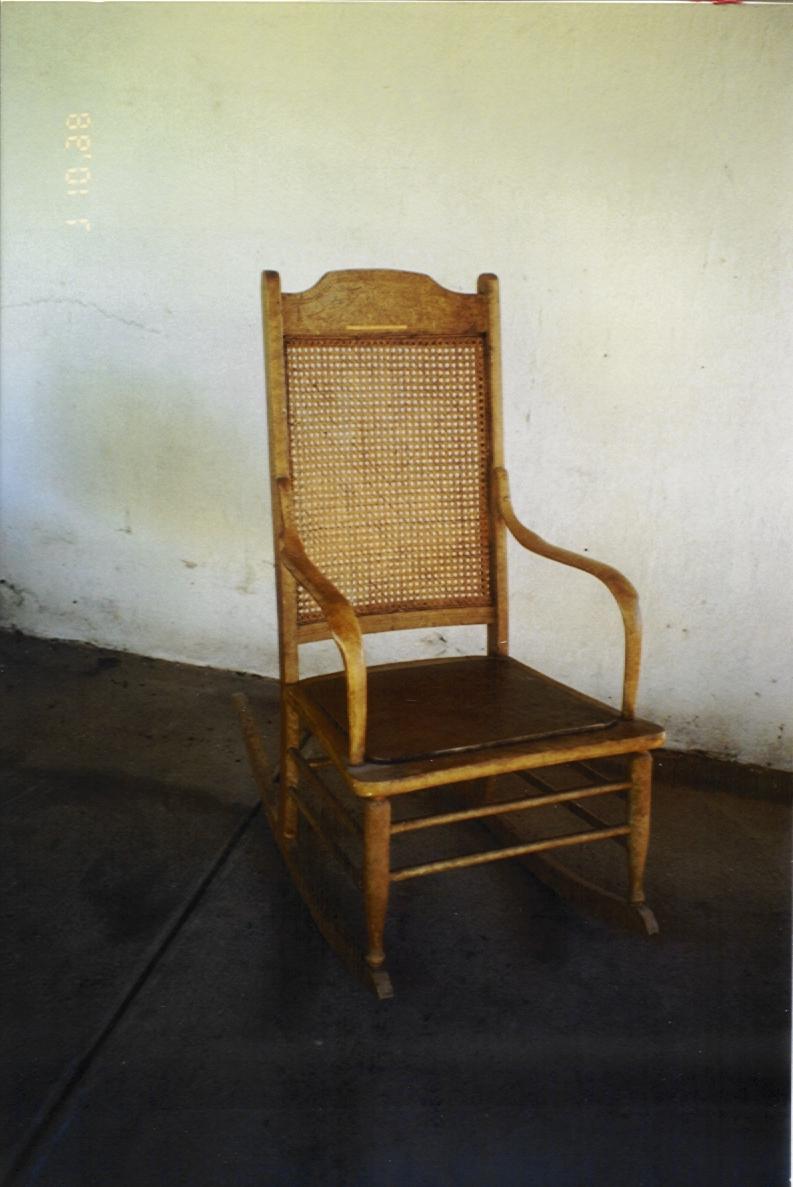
[236, 269, 664, 999]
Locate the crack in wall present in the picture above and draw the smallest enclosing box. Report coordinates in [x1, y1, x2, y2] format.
[2, 297, 162, 335]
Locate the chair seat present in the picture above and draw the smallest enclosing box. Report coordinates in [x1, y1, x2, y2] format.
[299, 655, 620, 765]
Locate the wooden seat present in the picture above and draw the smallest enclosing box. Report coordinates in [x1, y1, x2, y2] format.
[236, 268, 665, 998]
[300, 657, 622, 764]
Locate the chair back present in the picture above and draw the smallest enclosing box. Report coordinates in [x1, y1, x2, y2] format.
[262, 270, 508, 663]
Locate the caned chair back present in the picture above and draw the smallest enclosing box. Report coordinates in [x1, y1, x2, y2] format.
[262, 270, 507, 663]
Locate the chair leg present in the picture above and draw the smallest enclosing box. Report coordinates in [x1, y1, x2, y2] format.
[363, 797, 391, 970]
[481, 775, 500, 804]
[451, 775, 498, 812]
[627, 752, 652, 905]
[278, 696, 300, 844]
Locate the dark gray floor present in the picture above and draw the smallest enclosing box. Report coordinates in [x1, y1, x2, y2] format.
[2, 632, 790, 1186]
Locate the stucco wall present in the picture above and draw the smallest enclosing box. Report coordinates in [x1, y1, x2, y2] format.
[2, 3, 791, 769]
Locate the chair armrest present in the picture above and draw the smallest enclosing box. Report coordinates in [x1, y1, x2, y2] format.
[277, 478, 367, 764]
[493, 467, 641, 718]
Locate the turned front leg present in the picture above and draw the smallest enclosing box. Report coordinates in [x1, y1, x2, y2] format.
[627, 752, 652, 905]
[363, 797, 391, 969]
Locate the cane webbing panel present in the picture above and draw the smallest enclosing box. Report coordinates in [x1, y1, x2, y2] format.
[285, 336, 492, 625]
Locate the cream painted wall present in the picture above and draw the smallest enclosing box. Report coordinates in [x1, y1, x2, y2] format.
[2, 3, 791, 769]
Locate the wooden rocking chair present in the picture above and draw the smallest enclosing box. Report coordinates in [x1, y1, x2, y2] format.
[236, 269, 664, 999]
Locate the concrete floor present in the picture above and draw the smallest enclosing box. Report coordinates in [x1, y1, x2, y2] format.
[2, 632, 790, 1186]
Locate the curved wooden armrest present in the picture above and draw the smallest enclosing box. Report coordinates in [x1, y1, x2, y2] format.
[277, 479, 367, 764]
[493, 467, 641, 718]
